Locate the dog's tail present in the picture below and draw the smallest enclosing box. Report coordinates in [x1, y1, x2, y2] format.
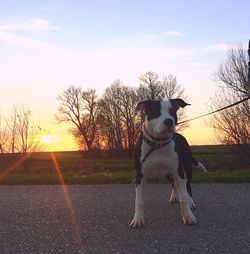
[192, 157, 208, 173]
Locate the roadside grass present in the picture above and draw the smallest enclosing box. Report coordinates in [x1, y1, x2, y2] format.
[1, 168, 250, 185]
[0, 146, 249, 185]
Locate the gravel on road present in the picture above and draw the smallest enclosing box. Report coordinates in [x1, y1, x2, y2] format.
[0, 184, 250, 254]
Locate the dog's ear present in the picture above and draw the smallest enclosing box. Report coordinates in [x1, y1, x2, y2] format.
[170, 99, 190, 110]
[136, 100, 152, 112]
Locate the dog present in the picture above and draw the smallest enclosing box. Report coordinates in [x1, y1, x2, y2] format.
[130, 99, 207, 228]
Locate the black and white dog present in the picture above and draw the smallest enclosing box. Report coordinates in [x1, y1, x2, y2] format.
[130, 99, 207, 228]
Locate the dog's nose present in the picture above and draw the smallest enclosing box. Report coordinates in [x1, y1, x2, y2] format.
[164, 119, 174, 128]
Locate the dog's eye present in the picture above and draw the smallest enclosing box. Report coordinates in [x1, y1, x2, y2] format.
[147, 110, 161, 121]
[146, 101, 161, 121]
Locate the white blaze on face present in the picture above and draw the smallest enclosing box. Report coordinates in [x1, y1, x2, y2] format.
[146, 100, 176, 138]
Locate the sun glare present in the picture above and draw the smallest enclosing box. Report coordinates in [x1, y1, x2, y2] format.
[41, 135, 53, 144]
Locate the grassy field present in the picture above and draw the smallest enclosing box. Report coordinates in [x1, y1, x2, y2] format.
[0, 145, 249, 184]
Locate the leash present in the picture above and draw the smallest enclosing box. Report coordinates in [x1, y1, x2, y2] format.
[140, 94, 250, 162]
[140, 95, 250, 162]
[140, 124, 173, 163]
[248, 39, 250, 81]
[178, 39, 250, 125]
[141, 135, 172, 163]
[177, 95, 250, 125]
[140, 39, 250, 163]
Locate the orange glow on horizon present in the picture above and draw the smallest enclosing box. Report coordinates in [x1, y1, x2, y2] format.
[182, 119, 217, 146]
[44, 123, 217, 152]
[41, 116, 217, 152]
[40, 134, 78, 152]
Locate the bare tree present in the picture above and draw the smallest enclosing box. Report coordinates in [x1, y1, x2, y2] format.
[8, 107, 18, 153]
[98, 80, 141, 150]
[161, 74, 186, 99]
[137, 71, 189, 130]
[118, 85, 139, 150]
[211, 44, 250, 147]
[56, 73, 188, 152]
[137, 71, 162, 100]
[56, 86, 99, 151]
[7, 105, 44, 153]
[98, 81, 125, 150]
[0, 113, 8, 153]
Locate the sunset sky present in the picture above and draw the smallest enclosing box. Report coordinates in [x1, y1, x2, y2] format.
[0, 0, 249, 151]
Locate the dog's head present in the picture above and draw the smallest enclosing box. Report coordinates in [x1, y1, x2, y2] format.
[136, 99, 190, 139]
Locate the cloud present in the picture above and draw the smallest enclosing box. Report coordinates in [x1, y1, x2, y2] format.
[0, 18, 59, 31]
[109, 32, 164, 48]
[0, 17, 63, 55]
[204, 43, 228, 52]
[164, 31, 185, 37]
[0, 30, 65, 55]
[0, 22, 229, 89]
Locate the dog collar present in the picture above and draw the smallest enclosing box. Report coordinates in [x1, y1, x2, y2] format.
[143, 135, 172, 148]
[141, 133, 172, 163]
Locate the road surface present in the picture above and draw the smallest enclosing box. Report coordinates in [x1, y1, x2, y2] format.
[0, 184, 250, 253]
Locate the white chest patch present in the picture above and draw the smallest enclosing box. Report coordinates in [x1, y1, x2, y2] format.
[140, 140, 178, 177]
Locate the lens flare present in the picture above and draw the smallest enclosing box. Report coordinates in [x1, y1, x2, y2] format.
[0, 154, 28, 182]
[50, 152, 84, 251]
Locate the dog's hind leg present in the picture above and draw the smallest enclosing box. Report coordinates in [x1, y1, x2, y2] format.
[170, 186, 179, 203]
[186, 179, 196, 210]
[167, 174, 179, 203]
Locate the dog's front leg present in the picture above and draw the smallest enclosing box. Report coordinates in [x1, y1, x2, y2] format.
[173, 174, 197, 225]
[130, 181, 145, 228]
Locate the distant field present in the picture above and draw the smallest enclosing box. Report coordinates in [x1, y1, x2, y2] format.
[0, 145, 249, 184]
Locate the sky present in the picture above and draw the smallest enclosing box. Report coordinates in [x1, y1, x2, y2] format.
[0, 0, 249, 151]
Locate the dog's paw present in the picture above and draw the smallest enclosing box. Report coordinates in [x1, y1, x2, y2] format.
[129, 214, 145, 229]
[182, 214, 197, 225]
[180, 203, 197, 225]
[170, 196, 179, 203]
[170, 189, 179, 203]
[182, 210, 197, 225]
[187, 196, 196, 210]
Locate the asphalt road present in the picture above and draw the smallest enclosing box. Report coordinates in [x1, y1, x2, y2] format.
[0, 184, 250, 254]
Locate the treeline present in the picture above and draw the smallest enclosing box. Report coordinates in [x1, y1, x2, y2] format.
[56, 72, 188, 151]
[0, 71, 187, 154]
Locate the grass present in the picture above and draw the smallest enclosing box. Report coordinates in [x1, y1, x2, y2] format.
[0, 146, 249, 185]
[1, 168, 250, 185]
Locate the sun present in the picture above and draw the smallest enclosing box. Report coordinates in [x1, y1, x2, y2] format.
[41, 135, 53, 144]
